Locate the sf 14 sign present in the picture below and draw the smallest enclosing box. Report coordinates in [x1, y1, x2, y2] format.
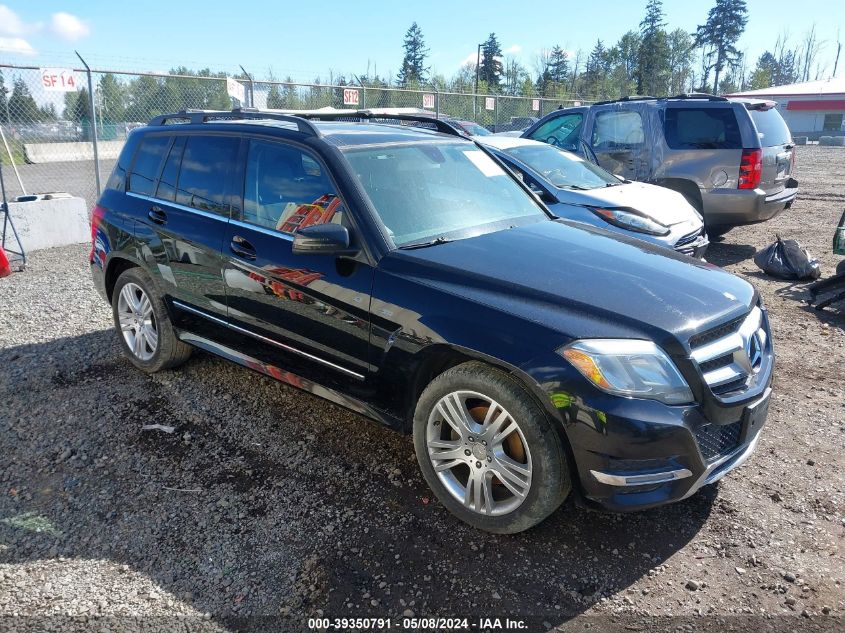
[40, 68, 77, 92]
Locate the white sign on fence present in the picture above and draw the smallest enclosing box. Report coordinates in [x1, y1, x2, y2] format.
[226, 77, 246, 103]
[532, 99, 540, 112]
[422, 93, 435, 109]
[485, 97, 495, 111]
[573, 101, 582, 107]
[40, 68, 77, 92]
[343, 88, 360, 106]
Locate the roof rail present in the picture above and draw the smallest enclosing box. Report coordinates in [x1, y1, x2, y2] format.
[593, 95, 657, 105]
[146, 108, 320, 136]
[284, 109, 466, 138]
[666, 92, 727, 101]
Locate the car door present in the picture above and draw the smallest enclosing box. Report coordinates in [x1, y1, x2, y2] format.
[588, 106, 650, 181]
[524, 110, 586, 154]
[222, 137, 373, 389]
[130, 133, 238, 338]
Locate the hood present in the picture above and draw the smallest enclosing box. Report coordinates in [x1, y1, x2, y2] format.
[555, 182, 699, 226]
[380, 221, 754, 348]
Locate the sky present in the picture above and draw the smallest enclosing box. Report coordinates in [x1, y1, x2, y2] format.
[0, 0, 842, 82]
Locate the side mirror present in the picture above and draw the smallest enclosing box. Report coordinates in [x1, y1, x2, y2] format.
[292, 223, 358, 256]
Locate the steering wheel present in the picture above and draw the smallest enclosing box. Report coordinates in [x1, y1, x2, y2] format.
[546, 135, 561, 148]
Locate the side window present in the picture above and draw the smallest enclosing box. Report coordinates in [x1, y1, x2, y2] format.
[176, 136, 239, 215]
[242, 140, 343, 235]
[155, 137, 185, 202]
[664, 108, 742, 149]
[592, 110, 645, 148]
[128, 135, 170, 196]
[529, 113, 583, 150]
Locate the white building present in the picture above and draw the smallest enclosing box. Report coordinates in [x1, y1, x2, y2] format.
[729, 77, 845, 139]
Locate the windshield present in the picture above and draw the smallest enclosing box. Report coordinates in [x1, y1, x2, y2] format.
[750, 108, 792, 147]
[343, 142, 547, 247]
[503, 144, 619, 189]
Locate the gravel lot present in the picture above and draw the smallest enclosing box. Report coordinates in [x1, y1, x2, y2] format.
[1, 145, 843, 632]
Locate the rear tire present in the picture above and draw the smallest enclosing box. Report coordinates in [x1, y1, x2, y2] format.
[837, 260, 845, 276]
[413, 361, 570, 534]
[112, 267, 192, 373]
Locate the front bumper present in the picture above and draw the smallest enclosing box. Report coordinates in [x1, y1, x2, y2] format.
[702, 179, 798, 226]
[564, 383, 771, 512]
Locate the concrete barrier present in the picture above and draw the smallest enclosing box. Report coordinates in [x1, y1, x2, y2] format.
[819, 136, 845, 146]
[23, 140, 125, 164]
[6, 195, 90, 252]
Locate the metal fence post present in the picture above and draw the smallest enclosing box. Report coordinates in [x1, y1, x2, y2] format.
[361, 86, 367, 109]
[76, 51, 101, 197]
[435, 87, 440, 119]
[239, 66, 255, 107]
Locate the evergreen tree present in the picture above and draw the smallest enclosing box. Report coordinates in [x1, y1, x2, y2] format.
[267, 82, 284, 108]
[98, 73, 125, 122]
[63, 88, 90, 122]
[480, 33, 504, 91]
[397, 22, 429, 85]
[9, 78, 40, 122]
[637, 0, 670, 96]
[693, 0, 748, 94]
[583, 40, 608, 97]
[667, 28, 694, 94]
[548, 46, 570, 84]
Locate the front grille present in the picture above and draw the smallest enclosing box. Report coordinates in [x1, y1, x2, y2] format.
[689, 315, 746, 349]
[694, 420, 742, 461]
[689, 307, 768, 397]
[675, 228, 704, 249]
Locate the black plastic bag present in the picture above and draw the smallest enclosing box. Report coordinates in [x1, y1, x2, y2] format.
[754, 235, 821, 280]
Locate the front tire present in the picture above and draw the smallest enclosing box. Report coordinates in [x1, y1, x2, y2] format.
[413, 362, 570, 534]
[706, 224, 733, 239]
[111, 267, 192, 373]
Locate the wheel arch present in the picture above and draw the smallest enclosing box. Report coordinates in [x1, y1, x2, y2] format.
[104, 254, 144, 303]
[654, 177, 703, 213]
[405, 344, 584, 502]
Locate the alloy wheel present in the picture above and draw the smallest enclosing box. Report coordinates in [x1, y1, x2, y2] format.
[426, 390, 533, 516]
[117, 282, 158, 361]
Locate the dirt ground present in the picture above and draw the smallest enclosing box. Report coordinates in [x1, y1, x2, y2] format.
[0, 145, 843, 632]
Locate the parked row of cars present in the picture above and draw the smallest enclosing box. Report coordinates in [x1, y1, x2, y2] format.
[91, 100, 782, 533]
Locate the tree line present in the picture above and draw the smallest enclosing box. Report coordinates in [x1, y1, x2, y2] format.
[0, 0, 840, 126]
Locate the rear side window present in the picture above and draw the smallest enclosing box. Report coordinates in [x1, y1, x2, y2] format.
[592, 110, 645, 147]
[663, 108, 741, 149]
[155, 137, 185, 202]
[176, 136, 239, 215]
[750, 108, 792, 146]
[128, 135, 169, 196]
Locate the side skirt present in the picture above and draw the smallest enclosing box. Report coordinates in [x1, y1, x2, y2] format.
[177, 330, 402, 429]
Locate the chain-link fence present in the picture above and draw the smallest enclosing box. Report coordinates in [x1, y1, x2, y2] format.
[0, 63, 591, 210]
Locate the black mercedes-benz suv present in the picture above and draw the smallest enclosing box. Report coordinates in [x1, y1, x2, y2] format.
[90, 108, 774, 534]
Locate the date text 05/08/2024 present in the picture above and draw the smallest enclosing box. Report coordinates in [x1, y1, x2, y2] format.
[307, 617, 528, 630]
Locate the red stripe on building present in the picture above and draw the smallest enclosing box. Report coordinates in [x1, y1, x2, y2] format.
[786, 100, 845, 111]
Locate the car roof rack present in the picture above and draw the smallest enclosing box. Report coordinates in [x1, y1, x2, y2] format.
[280, 108, 465, 138]
[593, 95, 657, 105]
[147, 108, 320, 136]
[666, 92, 728, 101]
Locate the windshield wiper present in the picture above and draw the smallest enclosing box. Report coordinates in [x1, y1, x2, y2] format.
[561, 184, 591, 191]
[398, 236, 453, 250]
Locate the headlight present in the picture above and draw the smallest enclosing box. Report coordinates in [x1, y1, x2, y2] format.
[589, 207, 670, 236]
[560, 339, 693, 405]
